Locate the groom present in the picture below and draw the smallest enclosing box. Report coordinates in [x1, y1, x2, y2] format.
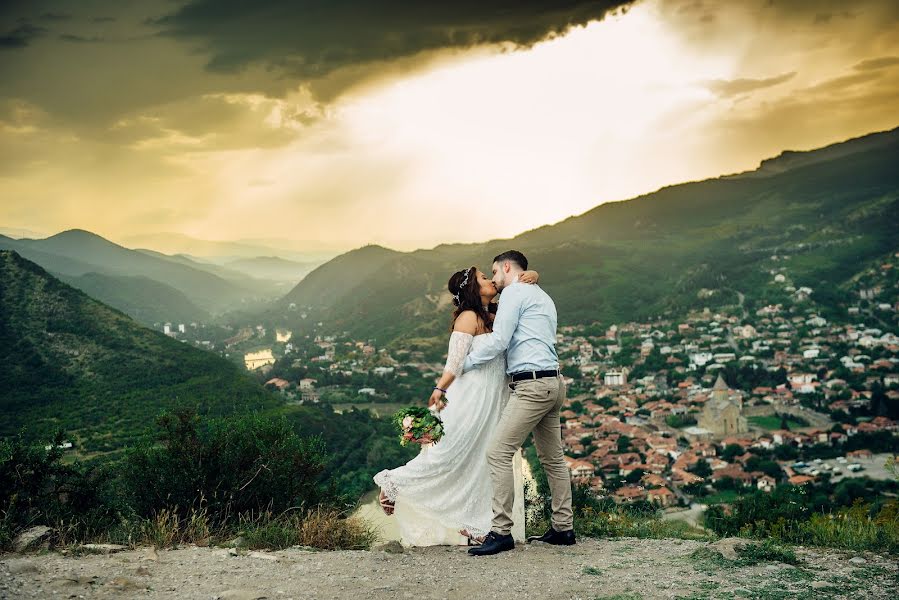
[461, 250, 574, 556]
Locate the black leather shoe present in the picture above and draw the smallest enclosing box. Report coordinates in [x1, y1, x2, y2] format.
[467, 531, 514, 556]
[527, 526, 576, 545]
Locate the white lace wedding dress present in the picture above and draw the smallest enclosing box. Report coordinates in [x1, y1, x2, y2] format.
[373, 332, 526, 546]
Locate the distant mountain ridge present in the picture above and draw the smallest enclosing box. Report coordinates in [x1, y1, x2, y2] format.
[120, 231, 343, 261]
[274, 125, 899, 345]
[734, 126, 899, 178]
[0, 230, 285, 323]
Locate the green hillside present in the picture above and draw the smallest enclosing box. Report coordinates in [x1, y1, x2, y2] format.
[0, 250, 280, 450]
[274, 126, 899, 343]
[55, 271, 211, 326]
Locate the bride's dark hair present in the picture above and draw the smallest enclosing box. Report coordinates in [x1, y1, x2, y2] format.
[448, 266, 495, 331]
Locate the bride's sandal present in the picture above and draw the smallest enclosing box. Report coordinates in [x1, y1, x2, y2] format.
[460, 529, 485, 546]
[378, 490, 395, 516]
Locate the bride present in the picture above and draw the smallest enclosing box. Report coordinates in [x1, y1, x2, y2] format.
[373, 266, 538, 546]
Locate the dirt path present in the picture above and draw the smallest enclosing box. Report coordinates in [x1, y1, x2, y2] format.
[2, 538, 896, 600]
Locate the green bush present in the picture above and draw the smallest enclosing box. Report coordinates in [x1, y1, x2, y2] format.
[0, 429, 123, 549]
[705, 485, 899, 554]
[1, 411, 366, 552]
[116, 409, 338, 523]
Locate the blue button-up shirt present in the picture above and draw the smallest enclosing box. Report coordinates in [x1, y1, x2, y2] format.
[462, 281, 559, 375]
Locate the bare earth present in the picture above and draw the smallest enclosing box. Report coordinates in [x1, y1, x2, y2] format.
[2, 538, 897, 600]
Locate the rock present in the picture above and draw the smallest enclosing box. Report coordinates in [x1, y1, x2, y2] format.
[108, 576, 146, 591]
[707, 537, 746, 561]
[229, 547, 240, 557]
[135, 566, 151, 576]
[4, 559, 39, 574]
[56, 573, 100, 586]
[374, 541, 405, 554]
[217, 589, 269, 600]
[248, 551, 280, 561]
[12, 526, 53, 552]
[81, 543, 128, 554]
[849, 557, 867, 565]
[227, 536, 247, 548]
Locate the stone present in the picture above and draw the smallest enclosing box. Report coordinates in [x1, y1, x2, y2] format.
[135, 566, 151, 576]
[12, 526, 53, 552]
[228, 536, 247, 548]
[217, 589, 269, 600]
[374, 541, 405, 554]
[849, 556, 867, 565]
[249, 551, 280, 561]
[707, 537, 746, 561]
[81, 543, 128, 554]
[56, 573, 100, 586]
[108, 576, 146, 591]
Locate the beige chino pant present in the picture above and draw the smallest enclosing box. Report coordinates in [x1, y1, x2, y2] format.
[487, 375, 573, 535]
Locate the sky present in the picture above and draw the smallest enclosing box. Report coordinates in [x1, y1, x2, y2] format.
[1, 0, 898, 252]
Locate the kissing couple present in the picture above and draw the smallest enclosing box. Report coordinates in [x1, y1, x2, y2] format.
[374, 250, 575, 556]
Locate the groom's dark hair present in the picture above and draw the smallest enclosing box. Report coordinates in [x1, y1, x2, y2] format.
[493, 250, 528, 271]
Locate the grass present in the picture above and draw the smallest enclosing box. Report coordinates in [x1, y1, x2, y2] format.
[747, 415, 807, 431]
[531, 508, 715, 543]
[731, 500, 899, 554]
[701, 490, 741, 505]
[689, 539, 800, 573]
[6, 506, 379, 554]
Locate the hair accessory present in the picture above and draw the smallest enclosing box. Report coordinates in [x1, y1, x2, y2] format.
[452, 267, 473, 306]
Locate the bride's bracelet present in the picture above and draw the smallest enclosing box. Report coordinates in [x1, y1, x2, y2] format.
[434, 386, 448, 394]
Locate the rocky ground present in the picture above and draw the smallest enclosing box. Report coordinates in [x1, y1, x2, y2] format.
[1, 537, 897, 600]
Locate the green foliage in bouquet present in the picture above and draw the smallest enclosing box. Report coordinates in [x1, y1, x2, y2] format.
[392, 406, 445, 447]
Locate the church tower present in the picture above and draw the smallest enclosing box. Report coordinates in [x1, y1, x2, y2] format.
[699, 374, 748, 437]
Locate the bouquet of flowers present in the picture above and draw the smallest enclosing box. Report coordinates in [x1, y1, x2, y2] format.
[392, 404, 446, 447]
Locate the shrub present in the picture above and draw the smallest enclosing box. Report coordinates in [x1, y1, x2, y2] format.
[1, 411, 366, 552]
[0, 429, 122, 550]
[115, 409, 339, 524]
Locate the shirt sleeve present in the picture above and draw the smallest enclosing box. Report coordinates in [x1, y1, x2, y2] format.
[443, 331, 474, 377]
[462, 285, 524, 373]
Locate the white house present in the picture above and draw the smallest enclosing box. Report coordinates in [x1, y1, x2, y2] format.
[604, 369, 628, 386]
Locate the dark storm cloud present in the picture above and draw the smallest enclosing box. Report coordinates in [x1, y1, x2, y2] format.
[152, 0, 635, 77]
[0, 22, 46, 49]
[58, 33, 104, 43]
[38, 12, 71, 21]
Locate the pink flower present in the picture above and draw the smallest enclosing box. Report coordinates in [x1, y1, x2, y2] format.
[402, 416, 414, 429]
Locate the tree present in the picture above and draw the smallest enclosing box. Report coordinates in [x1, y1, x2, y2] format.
[689, 459, 712, 478]
[721, 443, 744, 462]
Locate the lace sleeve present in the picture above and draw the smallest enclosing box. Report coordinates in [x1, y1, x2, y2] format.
[443, 331, 474, 377]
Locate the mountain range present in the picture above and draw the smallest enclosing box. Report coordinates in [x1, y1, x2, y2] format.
[273, 126, 899, 346]
[0, 230, 308, 324]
